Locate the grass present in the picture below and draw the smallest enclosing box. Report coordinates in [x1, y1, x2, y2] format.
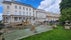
[20, 25, 71, 40]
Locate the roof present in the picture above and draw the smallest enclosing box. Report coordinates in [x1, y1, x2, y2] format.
[3, 1, 33, 7]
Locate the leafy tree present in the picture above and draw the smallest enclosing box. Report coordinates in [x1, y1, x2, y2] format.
[60, 0, 71, 10]
[60, 0, 71, 23]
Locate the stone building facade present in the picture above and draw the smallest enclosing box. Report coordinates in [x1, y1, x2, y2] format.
[46, 12, 60, 21]
[2, 0, 60, 25]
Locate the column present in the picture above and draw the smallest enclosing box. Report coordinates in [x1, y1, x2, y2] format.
[12, 16, 14, 23]
[10, 15, 14, 23]
[4, 16, 6, 23]
[18, 17, 19, 22]
[10, 15, 12, 23]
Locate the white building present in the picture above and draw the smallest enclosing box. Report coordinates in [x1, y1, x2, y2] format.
[2, 0, 47, 25]
[2, 0, 60, 25]
[46, 12, 60, 21]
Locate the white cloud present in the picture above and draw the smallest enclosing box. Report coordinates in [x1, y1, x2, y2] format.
[0, 13, 2, 20]
[38, 0, 61, 13]
[0, 0, 3, 5]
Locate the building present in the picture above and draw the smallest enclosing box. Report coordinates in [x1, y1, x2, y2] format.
[2, 0, 46, 25]
[46, 12, 60, 21]
[2, 0, 60, 25]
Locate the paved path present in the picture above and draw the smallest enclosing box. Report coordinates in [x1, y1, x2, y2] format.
[4, 25, 52, 40]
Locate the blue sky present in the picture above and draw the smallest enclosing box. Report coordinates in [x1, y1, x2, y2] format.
[17, 0, 42, 8]
[0, 0, 61, 20]
[0, 5, 3, 13]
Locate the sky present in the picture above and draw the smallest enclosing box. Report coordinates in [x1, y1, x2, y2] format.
[0, 0, 61, 20]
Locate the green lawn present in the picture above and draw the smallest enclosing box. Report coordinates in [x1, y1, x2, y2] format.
[20, 25, 71, 40]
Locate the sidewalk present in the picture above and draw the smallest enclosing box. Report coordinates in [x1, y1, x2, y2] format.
[4, 25, 52, 40]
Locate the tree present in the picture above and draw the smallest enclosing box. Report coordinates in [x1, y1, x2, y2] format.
[60, 0, 71, 10]
[60, 0, 71, 23]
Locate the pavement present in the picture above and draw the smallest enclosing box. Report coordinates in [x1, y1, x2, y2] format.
[3, 25, 52, 40]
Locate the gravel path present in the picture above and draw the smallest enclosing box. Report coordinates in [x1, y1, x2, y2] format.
[4, 25, 52, 40]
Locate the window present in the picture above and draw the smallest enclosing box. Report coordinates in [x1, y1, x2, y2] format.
[30, 12, 31, 15]
[7, 6, 10, 9]
[19, 6, 21, 9]
[15, 5, 17, 9]
[33, 18, 35, 20]
[15, 10, 17, 15]
[29, 8, 31, 11]
[23, 17, 25, 19]
[26, 12, 28, 16]
[19, 11, 21, 15]
[26, 8, 28, 10]
[6, 17, 9, 20]
[23, 7, 24, 10]
[23, 12, 24, 15]
[14, 17, 18, 21]
[30, 17, 31, 19]
[19, 17, 22, 20]
[6, 17, 9, 22]
[7, 11, 10, 14]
